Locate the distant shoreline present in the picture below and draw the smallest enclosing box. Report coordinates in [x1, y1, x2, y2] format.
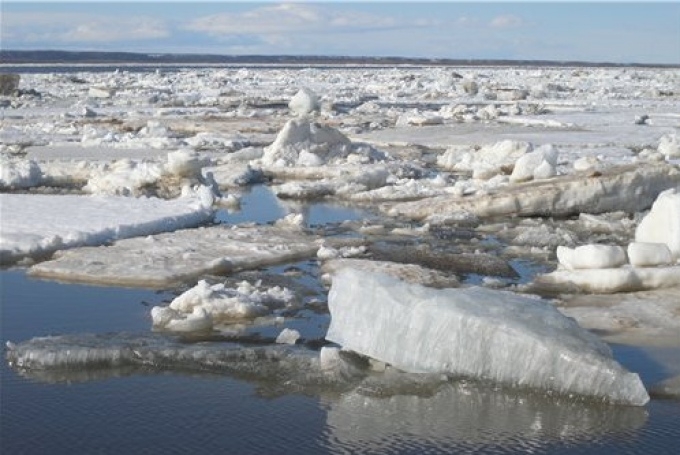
[2, 50, 677, 69]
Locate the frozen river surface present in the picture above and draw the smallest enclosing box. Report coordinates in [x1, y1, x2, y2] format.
[2, 63, 680, 453]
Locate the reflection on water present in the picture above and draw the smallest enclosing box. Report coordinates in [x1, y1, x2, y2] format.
[324, 383, 647, 453]
[215, 184, 371, 227]
[6, 330, 649, 452]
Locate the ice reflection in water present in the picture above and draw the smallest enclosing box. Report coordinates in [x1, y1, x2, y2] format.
[324, 384, 648, 453]
[215, 184, 371, 227]
[6, 331, 648, 451]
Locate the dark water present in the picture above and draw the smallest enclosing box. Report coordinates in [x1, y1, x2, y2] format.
[2, 191, 680, 454]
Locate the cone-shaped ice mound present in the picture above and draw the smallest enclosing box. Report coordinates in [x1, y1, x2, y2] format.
[326, 268, 649, 406]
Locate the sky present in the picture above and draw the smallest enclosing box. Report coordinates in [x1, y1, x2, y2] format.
[1, 1, 679, 65]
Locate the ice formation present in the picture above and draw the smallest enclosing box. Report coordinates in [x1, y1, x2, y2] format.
[151, 279, 295, 332]
[84, 149, 219, 199]
[0, 156, 43, 189]
[627, 242, 673, 267]
[28, 225, 340, 288]
[326, 268, 649, 405]
[288, 88, 320, 116]
[0, 193, 214, 265]
[261, 119, 352, 167]
[439, 140, 533, 180]
[388, 163, 680, 220]
[538, 188, 680, 293]
[321, 258, 459, 288]
[635, 187, 680, 260]
[510, 144, 558, 182]
[556, 245, 627, 270]
[658, 133, 679, 158]
[276, 328, 301, 345]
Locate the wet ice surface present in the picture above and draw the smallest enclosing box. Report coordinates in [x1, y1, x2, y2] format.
[2, 64, 680, 453]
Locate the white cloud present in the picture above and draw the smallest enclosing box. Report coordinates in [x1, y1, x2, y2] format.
[183, 3, 411, 37]
[3, 12, 169, 44]
[489, 15, 524, 28]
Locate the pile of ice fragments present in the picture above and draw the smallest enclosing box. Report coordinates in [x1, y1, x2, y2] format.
[538, 188, 680, 293]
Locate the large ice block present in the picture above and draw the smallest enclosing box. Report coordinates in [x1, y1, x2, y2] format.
[326, 268, 649, 406]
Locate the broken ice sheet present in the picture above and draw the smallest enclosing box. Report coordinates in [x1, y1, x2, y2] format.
[28, 225, 333, 289]
[0, 192, 214, 265]
[326, 268, 649, 406]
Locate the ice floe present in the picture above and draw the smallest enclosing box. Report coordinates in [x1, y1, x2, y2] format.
[0, 192, 214, 265]
[326, 268, 649, 405]
[388, 163, 680, 220]
[28, 225, 352, 288]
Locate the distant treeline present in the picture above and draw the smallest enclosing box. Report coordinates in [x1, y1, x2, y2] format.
[1, 50, 677, 68]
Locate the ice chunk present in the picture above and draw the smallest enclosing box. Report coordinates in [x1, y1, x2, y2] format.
[635, 187, 680, 260]
[556, 244, 627, 270]
[164, 307, 213, 333]
[151, 279, 295, 331]
[457, 140, 533, 178]
[510, 144, 558, 183]
[288, 88, 320, 116]
[28, 225, 328, 288]
[326, 268, 649, 405]
[535, 265, 680, 294]
[658, 133, 679, 158]
[0, 156, 43, 189]
[84, 150, 215, 198]
[627, 242, 673, 267]
[388, 163, 680, 220]
[0, 193, 214, 265]
[262, 119, 351, 167]
[276, 328, 301, 345]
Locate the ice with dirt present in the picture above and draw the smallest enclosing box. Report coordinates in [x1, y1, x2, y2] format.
[326, 268, 649, 405]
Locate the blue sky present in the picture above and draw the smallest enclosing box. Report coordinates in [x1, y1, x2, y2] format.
[2, 1, 679, 64]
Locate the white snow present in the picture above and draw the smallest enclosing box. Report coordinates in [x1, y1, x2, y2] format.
[326, 268, 649, 405]
[0, 193, 214, 265]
